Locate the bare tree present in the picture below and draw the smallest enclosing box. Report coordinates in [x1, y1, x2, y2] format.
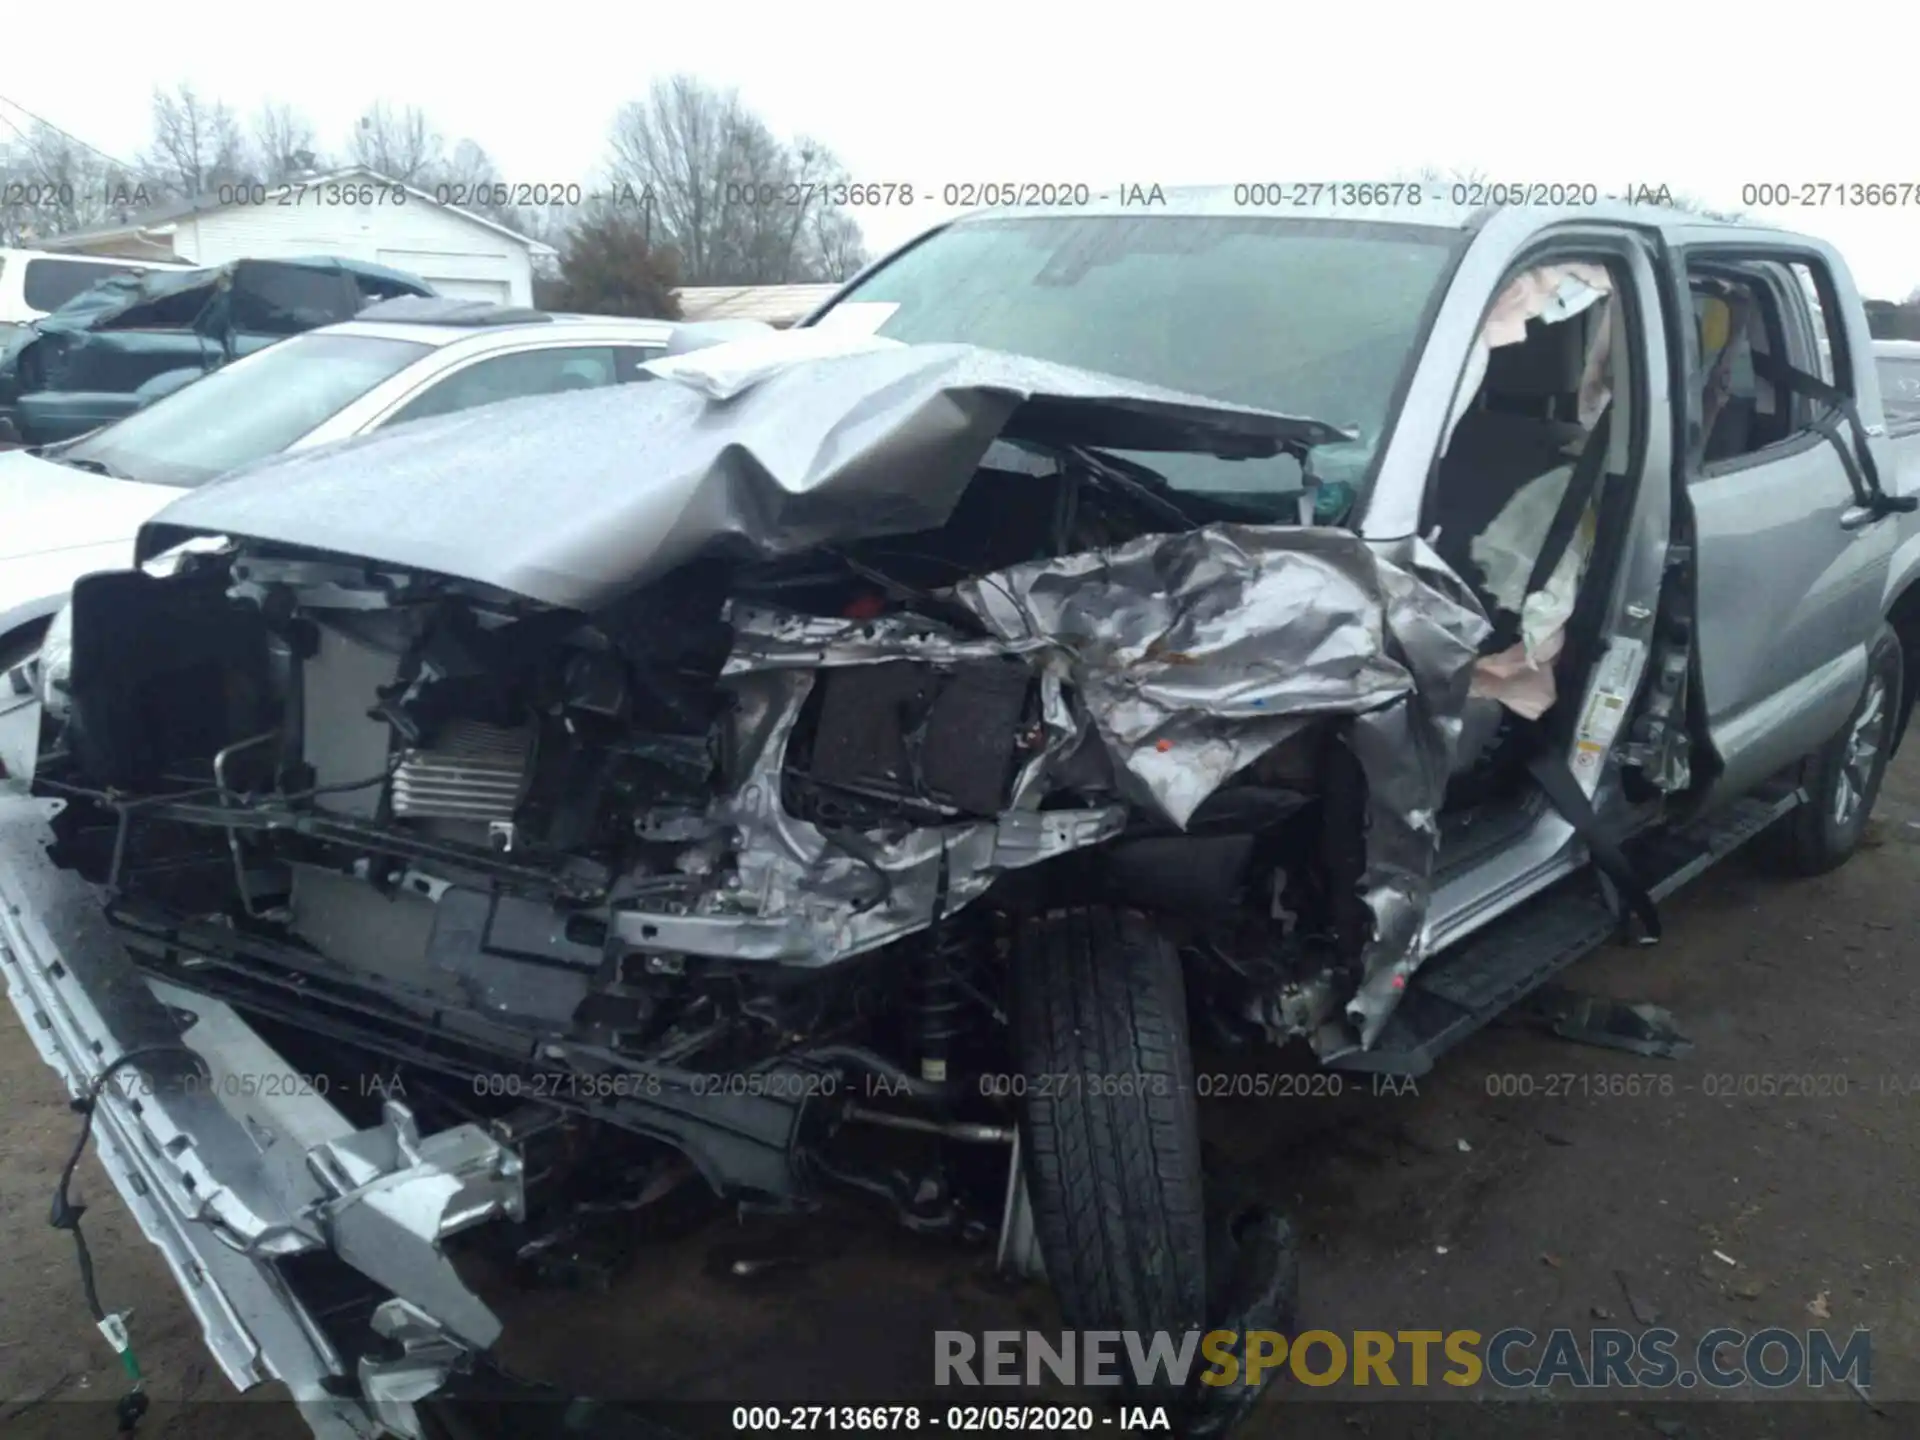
[433, 138, 524, 227]
[603, 75, 867, 285]
[350, 101, 444, 184]
[808, 202, 868, 282]
[142, 83, 249, 197]
[251, 101, 322, 183]
[777, 136, 868, 281]
[606, 75, 753, 283]
[439, 139, 499, 192]
[1, 121, 152, 243]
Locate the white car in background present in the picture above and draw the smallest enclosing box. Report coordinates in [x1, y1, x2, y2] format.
[0, 300, 678, 656]
[0, 299, 679, 781]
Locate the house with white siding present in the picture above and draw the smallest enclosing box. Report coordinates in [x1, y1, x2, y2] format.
[33, 167, 553, 306]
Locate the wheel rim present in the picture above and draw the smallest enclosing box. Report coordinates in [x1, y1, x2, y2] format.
[1833, 673, 1889, 828]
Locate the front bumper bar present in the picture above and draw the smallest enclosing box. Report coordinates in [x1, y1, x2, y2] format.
[0, 795, 520, 1439]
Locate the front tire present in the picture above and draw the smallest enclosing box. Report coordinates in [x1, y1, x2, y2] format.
[1010, 907, 1207, 1344]
[1777, 623, 1902, 875]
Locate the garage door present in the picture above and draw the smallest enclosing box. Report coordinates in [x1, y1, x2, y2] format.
[425, 277, 512, 303]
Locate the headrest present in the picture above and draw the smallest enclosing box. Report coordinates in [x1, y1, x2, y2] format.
[1485, 314, 1590, 399]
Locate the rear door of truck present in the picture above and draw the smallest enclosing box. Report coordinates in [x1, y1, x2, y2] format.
[1665, 232, 1899, 800]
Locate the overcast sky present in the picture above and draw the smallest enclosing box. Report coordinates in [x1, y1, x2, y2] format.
[8, 2, 1920, 295]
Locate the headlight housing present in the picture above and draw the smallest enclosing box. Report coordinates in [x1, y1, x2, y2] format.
[37, 599, 73, 716]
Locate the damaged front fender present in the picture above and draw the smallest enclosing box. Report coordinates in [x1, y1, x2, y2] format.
[669, 523, 1489, 1059]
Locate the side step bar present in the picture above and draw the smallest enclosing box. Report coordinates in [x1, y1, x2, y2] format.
[1329, 783, 1804, 1077]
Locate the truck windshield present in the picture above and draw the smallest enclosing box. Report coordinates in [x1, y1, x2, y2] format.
[58, 332, 431, 487]
[816, 215, 1461, 508]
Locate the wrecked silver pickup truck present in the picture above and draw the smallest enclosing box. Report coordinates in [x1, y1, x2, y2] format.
[4, 192, 1920, 1437]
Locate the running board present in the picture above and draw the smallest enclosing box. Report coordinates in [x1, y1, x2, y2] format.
[1327, 784, 1804, 1077]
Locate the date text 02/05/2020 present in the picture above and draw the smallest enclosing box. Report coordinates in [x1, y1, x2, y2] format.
[729, 1405, 1172, 1432]
[1228, 181, 1684, 207]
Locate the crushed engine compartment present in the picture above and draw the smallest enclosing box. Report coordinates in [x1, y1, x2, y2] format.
[35, 456, 1485, 1206]
[9, 337, 1512, 1438]
[24, 340, 1491, 1325]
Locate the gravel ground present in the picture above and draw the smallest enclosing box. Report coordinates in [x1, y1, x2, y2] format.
[2, 752, 1916, 1440]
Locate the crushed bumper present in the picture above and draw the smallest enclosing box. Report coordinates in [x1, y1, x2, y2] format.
[0, 795, 522, 1440]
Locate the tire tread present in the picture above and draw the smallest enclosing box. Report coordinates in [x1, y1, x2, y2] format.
[1011, 906, 1207, 1338]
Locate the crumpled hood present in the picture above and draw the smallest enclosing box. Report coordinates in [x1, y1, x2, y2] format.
[138, 339, 1349, 612]
[0, 447, 182, 562]
[30, 256, 433, 339]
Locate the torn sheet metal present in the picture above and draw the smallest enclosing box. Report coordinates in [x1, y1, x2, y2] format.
[136, 341, 1349, 611]
[639, 660, 1131, 966]
[140, 336, 1483, 1047]
[946, 525, 1488, 829]
[684, 526, 1489, 1058]
[308, 1100, 524, 1348]
[357, 1300, 470, 1440]
[1342, 537, 1491, 1045]
[1, 258, 433, 421]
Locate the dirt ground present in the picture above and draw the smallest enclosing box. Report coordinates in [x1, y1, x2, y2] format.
[3, 752, 1917, 1439]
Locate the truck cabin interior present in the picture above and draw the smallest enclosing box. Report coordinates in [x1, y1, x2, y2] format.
[1691, 277, 1792, 462]
[1425, 261, 1626, 796]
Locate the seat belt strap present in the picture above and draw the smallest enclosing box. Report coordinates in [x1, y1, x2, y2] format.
[1525, 750, 1662, 944]
[1748, 350, 1881, 505]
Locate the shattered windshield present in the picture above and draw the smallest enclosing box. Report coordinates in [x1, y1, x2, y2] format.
[820, 214, 1460, 509]
[59, 332, 431, 487]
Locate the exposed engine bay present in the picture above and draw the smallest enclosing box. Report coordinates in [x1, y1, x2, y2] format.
[18, 343, 1492, 1423]
[38, 483, 1463, 1184]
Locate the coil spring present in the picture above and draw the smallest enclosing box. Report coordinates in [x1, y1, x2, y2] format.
[914, 930, 973, 1083]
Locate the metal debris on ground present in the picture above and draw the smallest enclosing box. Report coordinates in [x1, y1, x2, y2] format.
[1615, 1269, 1659, 1326]
[1521, 985, 1695, 1059]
